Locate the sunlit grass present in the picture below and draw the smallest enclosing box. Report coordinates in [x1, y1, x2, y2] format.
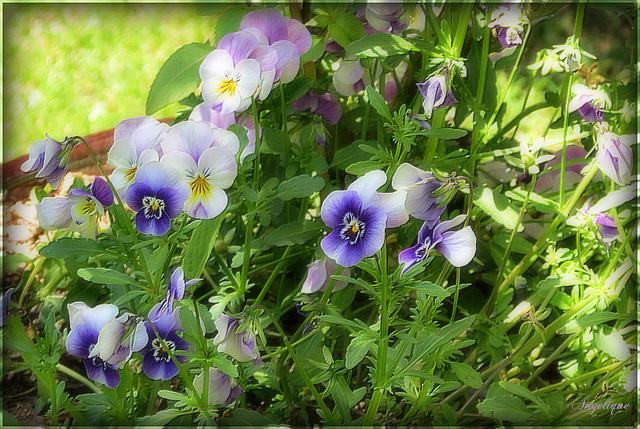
[3, 4, 218, 161]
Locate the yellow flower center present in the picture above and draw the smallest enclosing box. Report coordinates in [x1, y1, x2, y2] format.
[190, 176, 212, 200]
[218, 78, 237, 96]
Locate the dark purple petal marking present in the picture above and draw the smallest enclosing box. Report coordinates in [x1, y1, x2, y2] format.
[91, 177, 114, 207]
[83, 357, 120, 388]
[125, 183, 153, 212]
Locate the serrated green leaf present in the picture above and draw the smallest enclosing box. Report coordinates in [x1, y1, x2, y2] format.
[450, 362, 483, 388]
[146, 43, 214, 115]
[328, 13, 366, 48]
[346, 32, 414, 58]
[365, 85, 392, 122]
[277, 174, 325, 201]
[414, 281, 451, 298]
[345, 160, 386, 176]
[345, 335, 375, 369]
[473, 186, 524, 232]
[478, 396, 532, 423]
[39, 238, 105, 261]
[211, 355, 239, 377]
[77, 268, 138, 286]
[558, 312, 627, 335]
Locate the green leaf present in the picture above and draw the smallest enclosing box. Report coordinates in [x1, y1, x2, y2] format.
[182, 215, 224, 279]
[331, 140, 377, 169]
[157, 390, 189, 402]
[422, 128, 468, 140]
[493, 234, 533, 254]
[473, 186, 524, 232]
[214, 7, 245, 45]
[558, 312, 627, 335]
[499, 381, 546, 408]
[345, 335, 376, 369]
[178, 307, 204, 348]
[318, 315, 362, 330]
[277, 174, 325, 201]
[262, 127, 290, 153]
[328, 13, 366, 48]
[346, 33, 414, 58]
[594, 326, 631, 361]
[345, 160, 386, 176]
[301, 35, 326, 63]
[260, 220, 324, 247]
[450, 362, 483, 389]
[137, 409, 186, 426]
[77, 268, 138, 286]
[146, 43, 214, 115]
[365, 85, 392, 122]
[112, 290, 147, 306]
[211, 355, 239, 377]
[414, 281, 451, 298]
[407, 317, 476, 370]
[39, 238, 105, 261]
[477, 396, 532, 423]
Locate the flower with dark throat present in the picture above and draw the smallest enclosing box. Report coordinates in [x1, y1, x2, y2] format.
[141, 305, 191, 380]
[487, 4, 527, 48]
[66, 303, 148, 388]
[399, 215, 476, 274]
[321, 170, 408, 267]
[125, 161, 191, 236]
[594, 125, 634, 186]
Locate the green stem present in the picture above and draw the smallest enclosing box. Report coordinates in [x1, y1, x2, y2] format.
[559, 73, 574, 206]
[57, 363, 102, 394]
[364, 244, 390, 426]
[260, 306, 338, 425]
[253, 247, 293, 307]
[18, 257, 46, 307]
[450, 268, 461, 323]
[496, 174, 537, 281]
[476, 25, 491, 104]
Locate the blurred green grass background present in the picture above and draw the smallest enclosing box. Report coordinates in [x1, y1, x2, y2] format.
[3, 4, 218, 162]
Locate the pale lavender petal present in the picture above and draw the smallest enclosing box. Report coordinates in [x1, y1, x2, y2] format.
[81, 304, 119, 333]
[578, 103, 602, 123]
[301, 259, 328, 294]
[433, 214, 466, 237]
[286, 17, 312, 56]
[437, 226, 476, 267]
[218, 31, 260, 63]
[241, 9, 288, 45]
[189, 102, 237, 129]
[170, 267, 186, 302]
[114, 116, 158, 142]
[377, 190, 408, 228]
[596, 214, 619, 243]
[20, 139, 48, 173]
[225, 385, 244, 406]
[347, 170, 386, 211]
[248, 44, 279, 73]
[272, 40, 299, 83]
[36, 197, 73, 230]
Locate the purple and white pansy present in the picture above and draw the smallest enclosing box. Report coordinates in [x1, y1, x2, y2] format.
[321, 170, 408, 268]
[125, 161, 191, 236]
[594, 126, 634, 186]
[66, 303, 148, 388]
[107, 116, 169, 196]
[161, 121, 238, 220]
[36, 177, 114, 239]
[399, 214, 476, 274]
[391, 163, 445, 224]
[141, 306, 191, 380]
[569, 84, 611, 123]
[488, 4, 527, 49]
[214, 313, 262, 366]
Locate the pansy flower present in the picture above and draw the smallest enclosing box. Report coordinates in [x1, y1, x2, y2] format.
[21, 135, 79, 190]
[391, 163, 445, 224]
[321, 170, 408, 267]
[125, 162, 191, 236]
[213, 314, 262, 366]
[569, 84, 611, 123]
[107, 116, 169, 196]
[363, 4, 409, 35]
[399, 215, 476, 274]
[417, 73, 458, 118]
[140, 305, 191, 380]
[292, 91, 343, 126]
[160, 121, 238, 220]
[66, 303, 147, 388]
[194, 367, 244, 406]
[594, 126, 634, 186]
[333, 57, 370, 97]
[488, 4, 527, 48]
[152, 267, 200, 322]
[36, 177, 114, 239]
[301, 257, 350, 294]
